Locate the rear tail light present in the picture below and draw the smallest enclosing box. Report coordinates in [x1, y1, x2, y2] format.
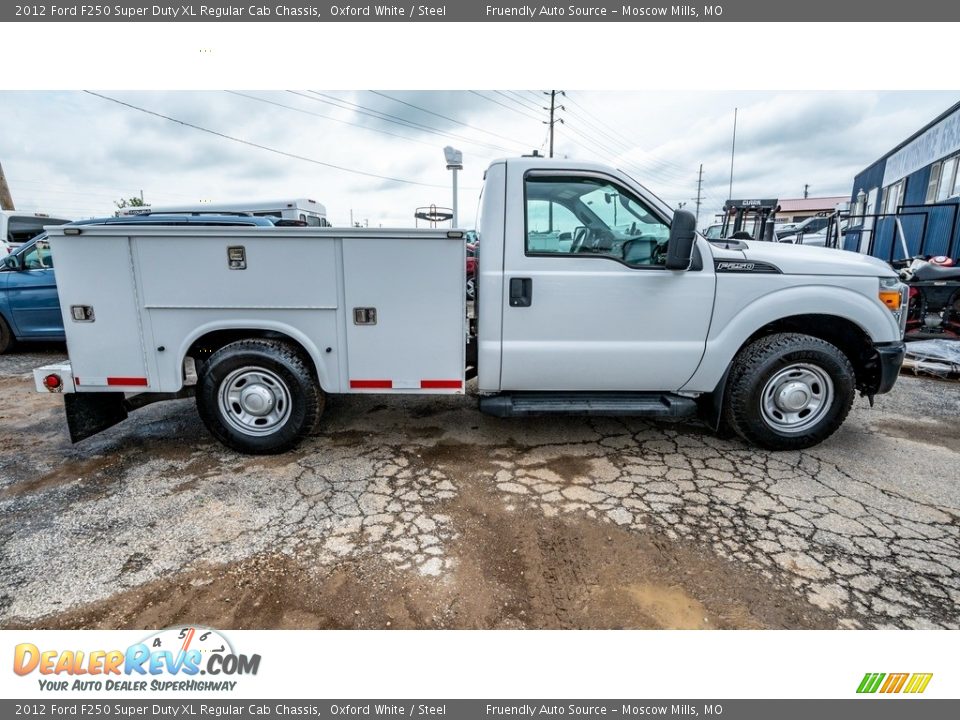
[43, 373, 62, 391]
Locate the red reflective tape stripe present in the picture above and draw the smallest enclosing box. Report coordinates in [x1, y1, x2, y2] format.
[350, 379, 393, 389]
[420, 380, 462, 389]
[107, 377, 148, 387]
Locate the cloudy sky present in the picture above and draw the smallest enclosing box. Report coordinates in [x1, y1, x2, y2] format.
[2, 90, 958, 228]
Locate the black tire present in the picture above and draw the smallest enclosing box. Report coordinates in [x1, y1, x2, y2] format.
[196, 339, 324, 455]
[723, 333, 855, 451]
[0, 314, 13, 354]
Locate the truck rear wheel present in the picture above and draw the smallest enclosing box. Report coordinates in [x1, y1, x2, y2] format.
[196, 339, 324, 455]
[723, 333, 855, 450]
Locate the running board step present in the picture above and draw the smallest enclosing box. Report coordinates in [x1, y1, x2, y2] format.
[479, 392, 698, 418]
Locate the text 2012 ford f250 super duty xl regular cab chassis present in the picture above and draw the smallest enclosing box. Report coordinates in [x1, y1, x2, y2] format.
[31, 157, 907, 454]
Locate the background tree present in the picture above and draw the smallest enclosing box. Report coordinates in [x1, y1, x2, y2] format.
[114, 195, 146, 216]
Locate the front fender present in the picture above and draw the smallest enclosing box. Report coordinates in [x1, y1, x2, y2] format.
[681, 282, 899, 393]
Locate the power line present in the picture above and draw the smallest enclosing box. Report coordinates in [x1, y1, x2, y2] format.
[560, 121, 689, 187]
[83, 91, 454, 189]
[564, 92, 694, 176]
[226, 91, 441, 149]
[300, 91, 517, 154]
[367, 90, 530, 147]
[468, 90, 542, 122]
[493, 90, 543, 116]
[557, 124, 705, 211]
[9, 179, 196, 201]
[503, 90, 543, 113]
[560, 107, 694, 182]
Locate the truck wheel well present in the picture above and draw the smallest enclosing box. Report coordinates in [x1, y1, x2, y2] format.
[742, 314, 877, 391]
[186, 329, 318, 380]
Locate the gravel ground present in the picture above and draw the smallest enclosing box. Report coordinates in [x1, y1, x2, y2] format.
[0, 345, 958, 630]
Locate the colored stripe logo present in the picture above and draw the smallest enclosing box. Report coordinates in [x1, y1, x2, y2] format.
[857, 672, 932, 694]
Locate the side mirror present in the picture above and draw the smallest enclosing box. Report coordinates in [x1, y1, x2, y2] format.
[1, 254, 19, 271]
[665, 210, 697, 270]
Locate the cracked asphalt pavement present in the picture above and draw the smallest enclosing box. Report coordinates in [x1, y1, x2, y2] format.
[1, 347, 958, 630]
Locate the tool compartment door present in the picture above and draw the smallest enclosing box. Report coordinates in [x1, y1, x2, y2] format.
[342, 235, 464, 393]
[47, 233, 149, 391]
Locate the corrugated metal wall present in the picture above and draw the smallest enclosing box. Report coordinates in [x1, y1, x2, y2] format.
[847, 154, 960, 261]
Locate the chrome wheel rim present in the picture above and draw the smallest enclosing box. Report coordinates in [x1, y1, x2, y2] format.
[218, 366, 292, 437]
[760, 363, 834, 434]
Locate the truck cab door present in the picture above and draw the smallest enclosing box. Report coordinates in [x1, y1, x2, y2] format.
[499, 171, 715, 392]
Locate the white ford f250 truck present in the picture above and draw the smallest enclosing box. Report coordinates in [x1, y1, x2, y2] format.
[32, 157, 907, 454]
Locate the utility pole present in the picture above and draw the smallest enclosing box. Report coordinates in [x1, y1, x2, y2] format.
[543, 90, 565, 158]
[543, 90, 564, 230]
[694, 164, 704, 225]
[803, 183, 809, 199]
[0, 161, 14, 211]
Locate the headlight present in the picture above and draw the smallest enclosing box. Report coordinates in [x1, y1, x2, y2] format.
[879, 277, 908, 336]
[878, 276, 902, 310]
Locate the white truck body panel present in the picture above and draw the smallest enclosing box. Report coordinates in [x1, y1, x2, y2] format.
[45, 226, 465, 396]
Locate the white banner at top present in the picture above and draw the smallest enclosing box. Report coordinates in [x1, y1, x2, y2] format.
[883, 107, 960, 187]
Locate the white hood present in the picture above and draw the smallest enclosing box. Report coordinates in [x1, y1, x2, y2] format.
[710, 239, 897, 277]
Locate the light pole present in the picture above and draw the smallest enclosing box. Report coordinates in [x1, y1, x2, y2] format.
[444, 146, 463, 227]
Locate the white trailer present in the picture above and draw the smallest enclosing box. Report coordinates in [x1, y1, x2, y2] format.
[1, 210, 71, 247]
[35, 157, 908, 454]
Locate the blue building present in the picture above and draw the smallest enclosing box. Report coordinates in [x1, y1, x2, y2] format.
[846, 101, 960, 263]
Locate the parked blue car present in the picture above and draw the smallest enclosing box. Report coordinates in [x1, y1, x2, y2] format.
[0, 215, 277, 353]
[0, 236, 61, 351]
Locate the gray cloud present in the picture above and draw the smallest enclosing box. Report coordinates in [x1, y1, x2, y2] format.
[1, 91, 957, 226]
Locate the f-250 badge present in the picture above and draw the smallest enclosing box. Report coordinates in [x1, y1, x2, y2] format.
[715, 260, 780, 273]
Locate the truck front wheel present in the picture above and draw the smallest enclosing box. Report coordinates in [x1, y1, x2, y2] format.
[723, 333, 855, 450]
[196, 339, 324, 455]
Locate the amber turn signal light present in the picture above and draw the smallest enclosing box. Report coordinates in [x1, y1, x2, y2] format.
[879, 289, 901, 311]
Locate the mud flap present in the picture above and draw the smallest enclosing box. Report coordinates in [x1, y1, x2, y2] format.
[64, 392, 128, 443]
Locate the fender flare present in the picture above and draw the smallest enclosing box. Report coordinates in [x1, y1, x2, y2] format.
[176, 319, 335, 393]
[682, 284, 897, 393]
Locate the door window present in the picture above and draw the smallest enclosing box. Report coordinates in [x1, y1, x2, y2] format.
[20, 240, 54, 270]
[525, 175, 670, 266]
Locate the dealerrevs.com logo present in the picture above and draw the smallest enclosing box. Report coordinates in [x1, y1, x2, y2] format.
[13, 627, 260, 692]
